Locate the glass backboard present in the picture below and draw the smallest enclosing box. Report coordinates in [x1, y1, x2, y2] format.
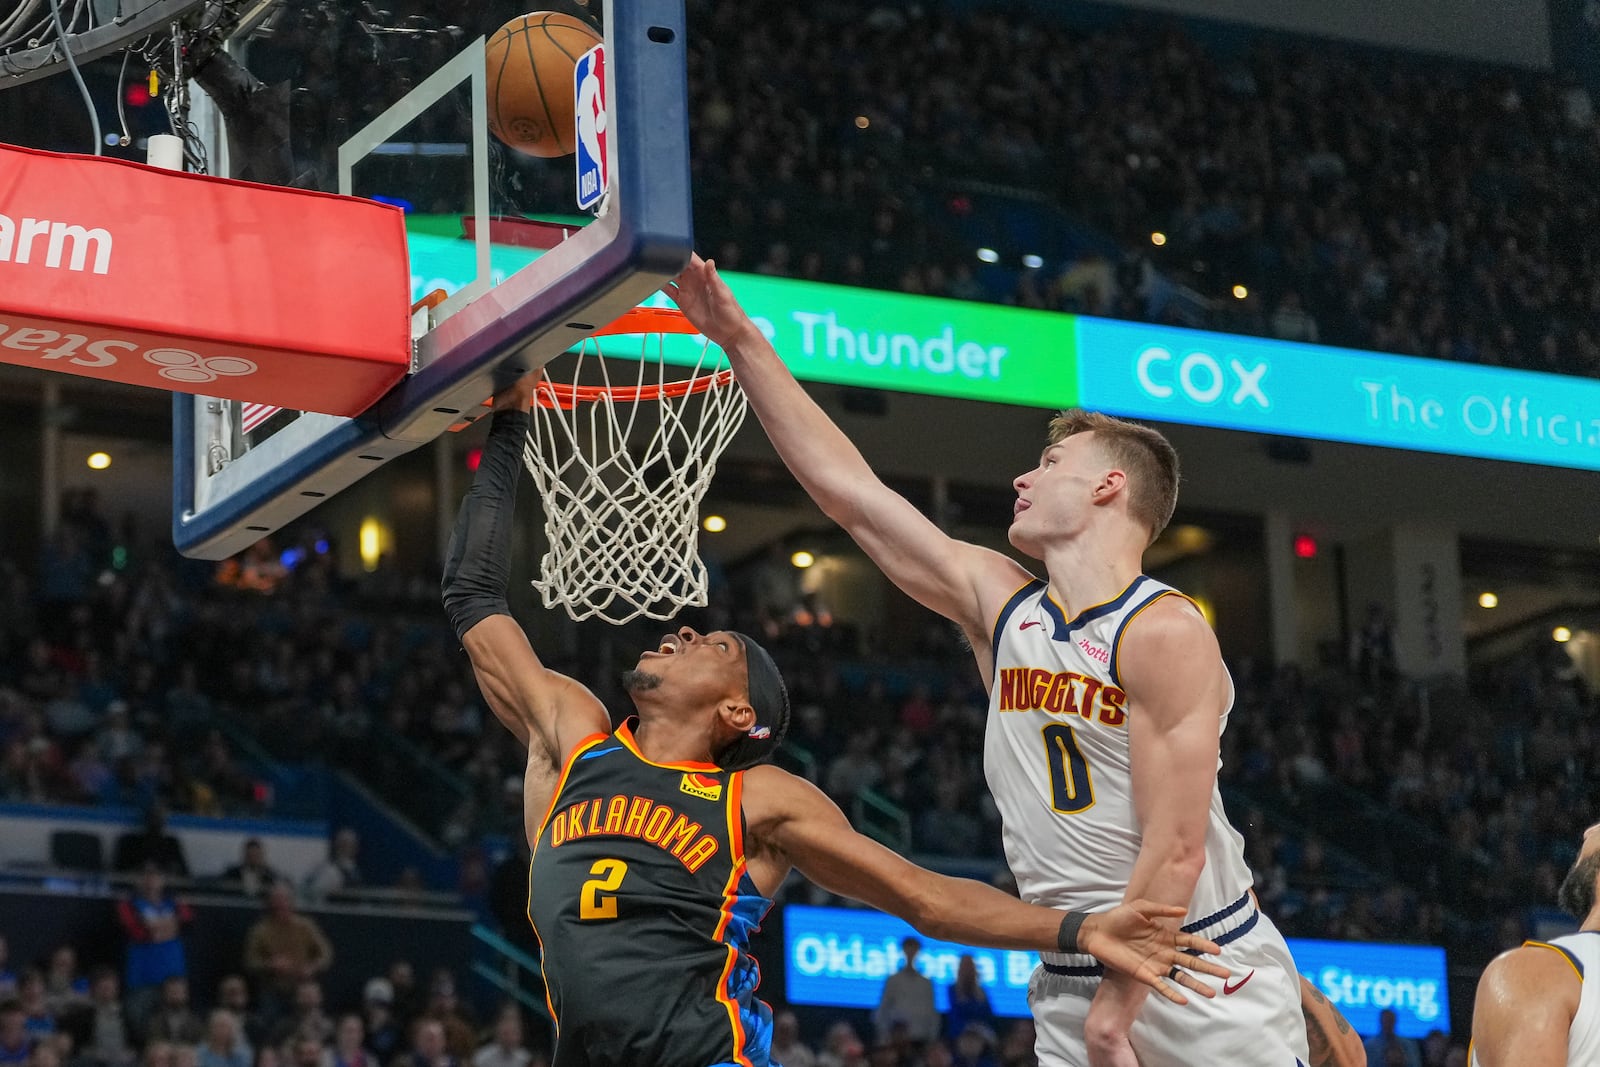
[173, 0, 692, 559]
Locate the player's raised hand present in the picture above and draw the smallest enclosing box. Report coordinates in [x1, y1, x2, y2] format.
[1079, 900, 1229, 1005]
[491, 370, 541, 412]
[666, 254, 760, 350]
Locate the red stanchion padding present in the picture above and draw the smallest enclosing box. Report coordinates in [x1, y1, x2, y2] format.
[0, 143, 411, 416]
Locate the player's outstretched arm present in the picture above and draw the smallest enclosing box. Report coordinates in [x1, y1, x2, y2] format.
[668, 256, 1029, 647]
[441, 378, 608, 767]
[1469, 944, 1578, 1067]
[1298, 977, 1366, 1067]
[743, 765, 1228, 1005]
[1085, 596, 1227, 1051]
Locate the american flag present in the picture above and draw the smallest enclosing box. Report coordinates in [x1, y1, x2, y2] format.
[240, 403, 282, 434]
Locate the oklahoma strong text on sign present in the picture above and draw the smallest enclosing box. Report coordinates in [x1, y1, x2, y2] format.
[0, 143, 411, 416]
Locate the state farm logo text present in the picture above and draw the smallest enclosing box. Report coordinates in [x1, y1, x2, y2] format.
[0, 319, 257, 383]
[0, 213, 113, 275]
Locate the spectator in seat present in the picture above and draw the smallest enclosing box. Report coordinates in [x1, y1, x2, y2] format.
[116, 867, 192, 1025]
[287, 1035, 329, 1067]
[418, 977, 472, 1062]
[943, 955, 994, 1045]
[468, 1009, 527, 1067]
[196, 1012, 250, 1067]
[381, 966, 419, 1032]
[242, 886, 332, 1024]
[357, 982, 399, 1065]
[330, 1015, 370, 1067]
[769, 1011, 815, 1067]
[142, 977, 202, 1047]
[1363, 1009, 1421, 1067]
[16, 972, 53, 1040]
[221, 841, 282, 899]
[41, 949, 87, 1018]
[0, 1001, 31, 1066]
[75, 967, 133, 1067]
[302, 830, 362, 903]
[389, 1020, 454, 1067]
[213, 978, 265, 1055]
[270, 982, 332, 1049]
[874, 938, 938, 1047]
[0, 938, 16, 1001]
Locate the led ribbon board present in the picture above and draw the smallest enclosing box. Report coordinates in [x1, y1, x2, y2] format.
[782, 905, 1449, 1037]
[412, 228, 1600, 472]
[1073, 316, 1600, 471]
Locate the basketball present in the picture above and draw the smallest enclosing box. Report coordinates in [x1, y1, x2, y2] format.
[485, 11, 603, 158]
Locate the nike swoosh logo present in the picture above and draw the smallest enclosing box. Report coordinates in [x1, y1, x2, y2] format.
[579, 746, 622, 760]
[1019, 620, 1043, 631]
[1222, 970, 1255, 995]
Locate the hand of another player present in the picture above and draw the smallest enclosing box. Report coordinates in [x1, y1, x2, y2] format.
[1079, 899, 1229, 1005]
[665, 254, 761, 350]
[491, 372, 540, 413]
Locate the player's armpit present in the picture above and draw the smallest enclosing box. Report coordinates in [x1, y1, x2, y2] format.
[1298, 976, 1365, 1067]
[461, 614, 608, 764]
[1470, 944, 1580, 1067]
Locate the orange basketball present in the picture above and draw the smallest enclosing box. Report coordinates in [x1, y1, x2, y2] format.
[485, 12, 603, 158]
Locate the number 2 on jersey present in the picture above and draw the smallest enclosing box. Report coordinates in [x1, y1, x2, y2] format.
[580, 858, 628, 920]
[1042, 724, 1095, 813]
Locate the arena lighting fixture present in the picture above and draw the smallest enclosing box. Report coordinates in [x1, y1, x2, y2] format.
[791, 550, 816, 569]
[1022, 254, 1044, 269]
[1150, 232, 1167, 246]
[1477, 592, 1499, 609]
[1232, 284, 1250, 299]
[86, 452, 112, 470]
[359, 518, 384, 573]
[1554, 627, 1573, 643]
[854, 115, 870, 129]
[976, 248, 1000, 263]
[702, 515, 727, 533]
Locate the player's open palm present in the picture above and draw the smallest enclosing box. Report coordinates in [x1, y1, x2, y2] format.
[667, 254, 754, 349]
[1083, 899, 1230, 1005]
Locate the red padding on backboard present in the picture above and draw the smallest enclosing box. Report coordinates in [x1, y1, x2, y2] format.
[0, 142, 410, 416]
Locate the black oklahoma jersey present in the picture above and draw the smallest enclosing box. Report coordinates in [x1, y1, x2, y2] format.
[528, 718, 775, 1067]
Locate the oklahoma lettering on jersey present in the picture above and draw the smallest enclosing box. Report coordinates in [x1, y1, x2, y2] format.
[983, 575, 1253, 922]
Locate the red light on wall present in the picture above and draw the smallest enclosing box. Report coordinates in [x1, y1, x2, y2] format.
[466, 448, 482, 472]
[1293, 534, 1318, 559]
[125, 83, 151, 107]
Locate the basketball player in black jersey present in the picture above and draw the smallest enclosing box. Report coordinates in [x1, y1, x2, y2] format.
[442, 378, 1234, 1067]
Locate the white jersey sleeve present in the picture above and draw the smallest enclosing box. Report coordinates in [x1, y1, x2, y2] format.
[1470, 933, 1600, 1067]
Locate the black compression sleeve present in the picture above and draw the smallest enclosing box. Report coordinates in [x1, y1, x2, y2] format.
[441, 408, 530, 641]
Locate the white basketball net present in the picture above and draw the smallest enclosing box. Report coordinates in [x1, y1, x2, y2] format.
[522, 326, 748, 624]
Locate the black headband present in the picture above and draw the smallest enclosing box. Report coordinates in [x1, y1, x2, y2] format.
[718, 632, 790, 771]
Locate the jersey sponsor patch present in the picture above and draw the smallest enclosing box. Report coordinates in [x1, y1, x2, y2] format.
[1019, 619, 1043, 631]
[680, 772, 723, 801]
[1222, 969, 1255, 995]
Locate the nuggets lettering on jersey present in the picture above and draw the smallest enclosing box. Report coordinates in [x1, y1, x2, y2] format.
[993, 667, 1126, 726]
[984, 575, 1252, 919]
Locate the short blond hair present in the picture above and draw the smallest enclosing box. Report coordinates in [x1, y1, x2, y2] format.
[1047, 410, 1179, 543]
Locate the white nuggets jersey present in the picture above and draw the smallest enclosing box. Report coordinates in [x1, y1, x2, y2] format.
[1472, 934, 1600, 1067]
[984, 575, 1252, 920]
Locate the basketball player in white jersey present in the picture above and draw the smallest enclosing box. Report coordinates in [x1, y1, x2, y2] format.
[669, 255, 1310, 1067]
[1470, 821, 1600, 1066]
